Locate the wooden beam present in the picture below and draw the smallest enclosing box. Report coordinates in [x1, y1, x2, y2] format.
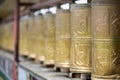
[19, 2, 34, 6]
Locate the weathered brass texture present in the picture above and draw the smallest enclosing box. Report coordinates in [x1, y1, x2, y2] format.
[55, 9, 70, 68]
[28, 16, 36, 59]
[35, 15, 45, 61]
[44, 13, 55, 65]
[92, 0, 120, 79]
[70, 4, 91, 73]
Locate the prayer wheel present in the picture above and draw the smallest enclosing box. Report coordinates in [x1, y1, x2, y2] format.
[19, 19, 24, 55]
[2, 25, 5, 49]
[19, 19, 29, 56]
[70, 4, 91, 73]
[35, 15, 45, 62]
[28, 16, 36, 59]
[6, 23, 11, 50]
[1, 25, 4, 49]
[4, 24, 8, 50]
[10, 22, 14, 51]
[92, 0, 120, 79]
[0, 25, 2, 48]
[55, 9, 70, 69]
[1, 25, 5, 49]
[44, 12, 55, 65]
[0, 24, 4, 49]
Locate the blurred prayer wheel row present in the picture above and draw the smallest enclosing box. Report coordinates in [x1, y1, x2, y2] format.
[0, 0, 120, 79]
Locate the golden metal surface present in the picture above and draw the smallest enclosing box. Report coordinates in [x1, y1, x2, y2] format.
[2, 25, 7, 49]
[0, 22, 14, 51]
[44, 13, 55, 65]
[19, 19, 29, 56]
[56, 39, 70, 68]
[35, 15, 45, 61]
[1, 25, 4, 49]
[28, 16, 36, 58]
[9, 22, 14, 51]
[0, 26, 2, 48]
[92, 0, 120, 79]
[55, 9, 70, 68]
[70, 4, 91, 73]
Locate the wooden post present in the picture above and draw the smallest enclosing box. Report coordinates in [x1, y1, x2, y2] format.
[13, 0, 19, 80]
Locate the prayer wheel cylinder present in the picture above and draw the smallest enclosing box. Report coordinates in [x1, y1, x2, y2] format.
[7, 22, 14, 51]
[2, 25, 5, 49]
[24, 19, 29, 56]
[92, 0, 120, 79]
[55, 9, 70, 68]
[35, 15, 45, 61]
[70, 4, 91, 73]
[4, 25, 8, 50]
[10, 23, 14, 51]
[20, 20, 24, 55]
[7, 23, 11, 51]
[19, 19, 29, 56]
[28, 16, 36, 59]
[44, 12, 55, 65]
[1, 25, 4, 49]
[0, 26, 2, 47]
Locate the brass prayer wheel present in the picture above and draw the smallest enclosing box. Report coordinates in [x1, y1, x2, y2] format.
[3, 25, 6, 49]
[92, 0, 120, 79]
[10, 23, 14, 51]
[1, 22, 14, 51]
[7, 22, 14, 51]
[19, 19, 29, 56]
[55, 9, 70, 68]
[0, 25, 2, 48]
[28, 16, 36, 59]
[35, 15, 45, 62]
[0, 24, 4, 49]
[19, 19, 24, 55]
[4, 24, 8, 50]
[70, 4, 91, 73]
[6, 23, 11, 50]
[44, 12, 55, 65]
